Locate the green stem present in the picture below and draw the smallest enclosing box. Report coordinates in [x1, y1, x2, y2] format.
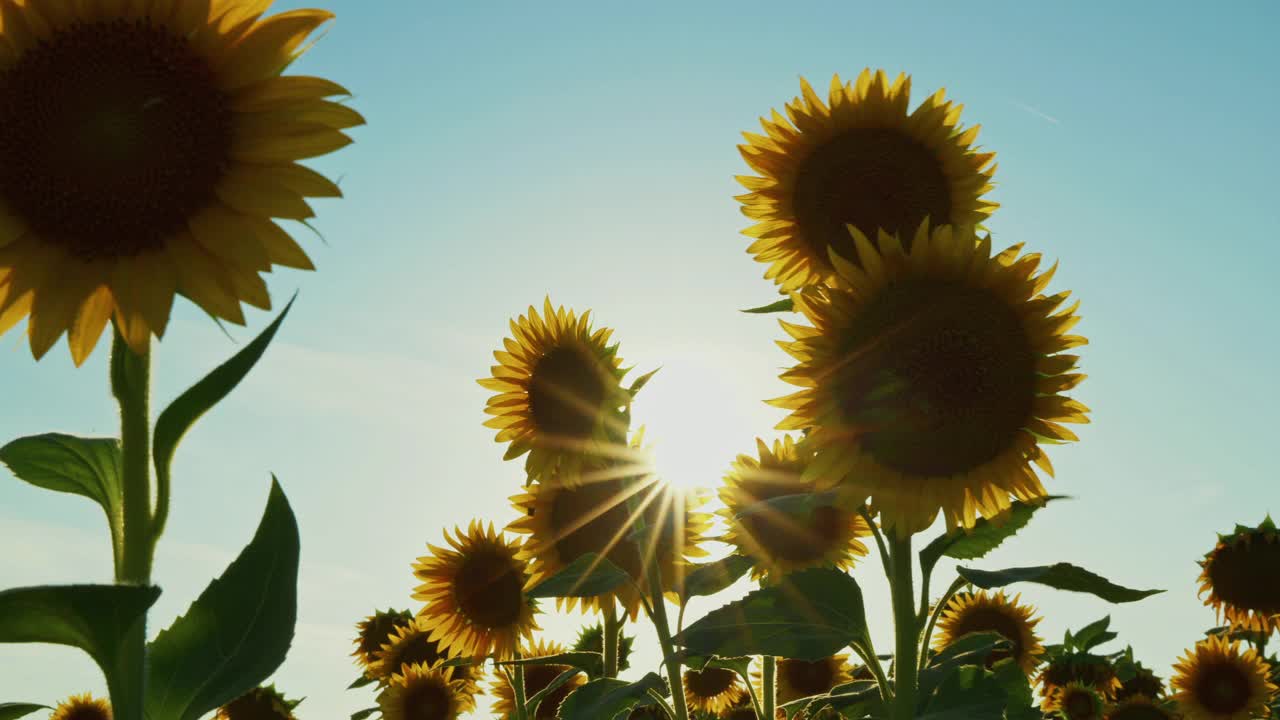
[646, 560, 690, 720]
[851, 640, 893, 702]
[604, 602, 621, 678]
[859, 506, 893, 582]
[743, 668, 766, 719]
[762, 655, 776, 720]
[512, 654, 530, 720]
[917, 576, 968, 674]
[888, 534, 919, 720]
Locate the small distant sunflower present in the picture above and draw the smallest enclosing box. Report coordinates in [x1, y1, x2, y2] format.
[490, 639, 587, 720]
[353, 607, 415, 673]
[1038, 654, 1122, 703]
[214, 686, 300, 720]
[412, 521, 539, 661]
[509, 472, 710, 618]
[753, 654, 852, 706]
[1105, 696, 1180, 720]
[0, 0, 361, 363]
[1170, 636, 1276, 720]
[50, 694, 111, 720]
[683, 666, 749, 716]
[369, 620, 481, 700]
[480, 299, 632, 482]
[736, 68, 997, 291]
[722, 703, 760, 720]
[1117, 664, 1166, 703]
[1197, 516, 1280, 635]
[573, 622, 635, 672]
[932, 590, 1044, 674]
[1045, 682, 1105, 719]
[378, 663, 471, 720]
[719, 436, 870, 581]
[772, 223, 1088, 535]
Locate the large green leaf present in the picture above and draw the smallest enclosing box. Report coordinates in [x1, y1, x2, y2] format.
[556, 674, 666, 720]
[499, 651, 603, 680]
[524, 668, 584, 716]
[526, 552, 630, 599]
[783, 680, 881, 720]
[145, 478, 300, 720]
[0, 704, 49, 720]
[0, 434, 124, 570]
[919, 497, 1063, 577]
[681, 555, 755, 600]
[674, 567, 868, 660]
[957, 564, 1162, 603]
[0, 584, 160, 720]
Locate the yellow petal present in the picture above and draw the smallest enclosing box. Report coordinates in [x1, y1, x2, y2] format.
[217, 9, 334, 89]
[247, 217, 314, 270]
[232, 126, 352, 162]
[231, 75, 351, 111]
[69, 283, 114, 366]
[215, 166, 315, 219]
[167, 234, 245, 324]
[30, 259, 95, 360]
[188, 205, 272, 270]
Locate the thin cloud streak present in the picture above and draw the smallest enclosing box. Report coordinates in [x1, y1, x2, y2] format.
[1011, 99, 1061, 125]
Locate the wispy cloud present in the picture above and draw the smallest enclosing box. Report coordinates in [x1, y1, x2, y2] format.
[1011, 99, 1061, 125]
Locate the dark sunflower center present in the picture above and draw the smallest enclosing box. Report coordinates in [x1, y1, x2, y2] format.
[1108, 705, 1172, 720]
[741, 503, 844, 564]
[1116, 672, 1164, 702]
[550, 478, 678, 583]
[685, 667, 735, 699]
[528, 344, 612, 440]
[453, 549, 525, 629]
[359, 614, 412, 659]
[400, 680, 453, 720]
[1206, 536, 1280, 615]
[1063, 689, 1097, 719]
[780, 657, 837, 697]
[1193, 660, 1253, 715]
[525, 664, 575, 719]
[948, 606, 1025, 666]
[0, 19, 232, 259]
[833, 278, 1036, 477]
[1044, 661, 1114, 695]
[61, 707, 112, 720]
[388, 635, 474, 682]
[792, 127, 951, 268]
[219, 690, 285, 720]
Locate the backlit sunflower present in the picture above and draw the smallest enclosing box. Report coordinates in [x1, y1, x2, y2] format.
[736, 68, 996, 291]
[772, 223, 1088, 535]
[50, 694, 111, 720]
[353, 607, 415, 674]
[683, 666, 748, 716]
[1038, 654, 1122, 703]
[1170, 636, 1276, 720]
[490, 639, 587, 720]
[0, 0, 361, 363]
[508, 468, 710, 618]
[369, 620, 481, 700]
[719, 436, 870, 582]
[480, 299, 632, 482]
[1045, 682, 1105, 719]
[1105, 696, 1180, 720]
[214, 685, 299, 720]
[932, 590, 1044, 674]
[378, 663, 472, 720]
[1197, 516, 1280, 635]
[1117, 663, 1166, 703]
[412, 521, 539, 661]
[752, 654, 852, 706]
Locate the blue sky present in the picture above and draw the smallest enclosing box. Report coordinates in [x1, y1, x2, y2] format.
[2, 1, 1278, 717]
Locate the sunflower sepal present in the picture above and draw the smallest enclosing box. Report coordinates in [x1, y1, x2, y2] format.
[349, 707, 378, 720]
[741, 297, 796, 314]
[627, 366, 662, 398]
[956, 563, 1162, 604]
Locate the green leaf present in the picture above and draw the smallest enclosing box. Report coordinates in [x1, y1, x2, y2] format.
[0, 704, 50, 720]
[499, 651, 603, 680]
[674, 567, 868, 660]
[1069, 616, 1116, 653]
[782, 680, 881, 720]
[347, 674, 376, 690]
[918, 664, 1008, 719]
[919, 497, 1064, 577]
[919, 632, 1010, 700]
[681, 555, 755, 600]
[525, 552, 630, 599]
[0, 434, 124, 569]
[741, 297, 795, 314]
[152, 299, 293, 509]
[956, 563, 1163, 603]
[557, 674, 667, 720]
[145, 478, 301, 720]
[350, 708, 379, 720]
[524, 668, 584, 716]
[0, 584, 160, 720]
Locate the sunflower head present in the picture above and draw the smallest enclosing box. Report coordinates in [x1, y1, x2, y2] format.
[736, 68, 997, 291]
[1197, 516, 1280, 635]
[1116, 662, 1166, 703]
[932, 590, 1044, 674]
[572, 621, 635, 672]
[682, 665, 749, 715]
[490, 639, 587, 720]
[771, 223, 1088, 535]
[753, 653, 852, 706]
[368, 619, 481, 697]
[378, 663, 473, 720]
[0, 0, 361, 363]
[480, 299, 633, 482]
[214, 685, 300, 720]
[50, 693, 111, 720]
[508, 470, 710, 618]
[354, 607, 416, 671]
[718, 436, 870, 581]
[1105, 696, 1181, 720]
[1171, 635, 1277, 720]
[412, 521, 540, 661]
[1045, 682, 1105, 719]
[1038, 653, 1122, 701]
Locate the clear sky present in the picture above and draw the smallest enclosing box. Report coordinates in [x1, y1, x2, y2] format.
[2, 1, 1278, 717]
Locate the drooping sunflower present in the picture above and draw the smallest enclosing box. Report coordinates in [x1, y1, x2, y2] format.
[752, 654, 852, 706]
[1197, 516, 1280, 635]
[573, 621, 635, 672]
[1038, 654, 1122, 703]
[1105, 696, 1180, 720]
[932, 590, 1045, 674]
[508, 469, 710, 618]
[353, 607, 416, 674]
[0, 0, 361, 363]
[50, 694, 111, 720]
[719, 436, 870, 582]
[369, 620, 481, 700]
[1116, 663, 1166, 703]
[480, 299, 632, 482]
[772, 223, 1089, 535]
[214, 685, 300, 720]
[1045, 682, 1105, 719]
[412, 521, 539, 661]
[378, 663, 472, 720]
[682, 666, 749, 716]
[1170, 636, 1276, 720]
[490, 639, 587, 720]
[736, 68, 997, 291]
[722, 703, 760, 720]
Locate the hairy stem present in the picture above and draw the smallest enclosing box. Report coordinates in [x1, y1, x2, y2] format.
[889, 533, 919, 720]
[917, 576, 969, 674]
[762, 655, 776, 720]
[604, 601, 621, 678]
[513, 654, 530, 720]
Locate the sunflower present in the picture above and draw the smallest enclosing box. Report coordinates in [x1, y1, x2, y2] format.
[932, 590, 1044, 674]
[1117, 664, 1166, 703]
[1170, 636, 1276, 720]
[378, 663, 472, 720]
[50, 694, 111, 720]
[722, 703, 760, 720]
[750, 653, 851, 707]
[1045, 682, 1105, 719]
[771, 223, 1088, 535]
[369, 619, 481, 699]
[736, 69, 996, 291]
[1038, 654, 1122, 703]
[1197, 516, 1280, 635]
[0, 0, 360, 363]
[490, 639, 587, 720]
[1105, 696, 1180, 720]
[353, 607, 416, 673]
[509, 466, 710, 618]
[480, 299, 632, 482]
[214, 686, 299, 720]
[719, 436, 870, 582]
[412, 521, 539, 661]
[683, 666, 749, 715]
[573, 621, 635, 672]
